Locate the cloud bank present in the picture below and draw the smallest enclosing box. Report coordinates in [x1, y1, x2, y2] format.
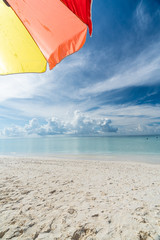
[0, 111, 118, 137]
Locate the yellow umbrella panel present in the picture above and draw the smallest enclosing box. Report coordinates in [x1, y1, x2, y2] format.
[0, 1, 47, 75]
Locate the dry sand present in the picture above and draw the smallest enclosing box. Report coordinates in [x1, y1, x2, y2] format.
[0, 155, 160, 240]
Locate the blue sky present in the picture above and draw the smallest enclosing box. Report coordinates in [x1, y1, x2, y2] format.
[1, 0, 160, 137]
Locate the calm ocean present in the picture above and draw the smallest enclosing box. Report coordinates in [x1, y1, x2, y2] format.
[0, 136, 160, 157]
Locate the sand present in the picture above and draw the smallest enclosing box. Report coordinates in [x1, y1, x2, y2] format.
[0, 155, 160, 240]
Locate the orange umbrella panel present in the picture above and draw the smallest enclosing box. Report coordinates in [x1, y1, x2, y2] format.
[7, 0, 88, 70]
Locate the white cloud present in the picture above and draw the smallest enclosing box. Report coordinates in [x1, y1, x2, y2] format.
[38, 117, 67, 135]
[2, 105, 160, 137]
[24, 118, 41, 135]
[91, 104, 160, 135]
[70, 110, 117, 135]
[2, 126, 25, 137]
[0, 111, 118, 137]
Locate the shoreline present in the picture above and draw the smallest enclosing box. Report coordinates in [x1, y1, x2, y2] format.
[0, 155, 160, 239]
[0, 153, 160, 164]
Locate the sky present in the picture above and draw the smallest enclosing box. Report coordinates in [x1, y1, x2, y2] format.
[1, 0, 160, 137]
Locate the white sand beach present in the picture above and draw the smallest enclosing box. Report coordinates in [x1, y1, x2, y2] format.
[0, 155, 160, 240]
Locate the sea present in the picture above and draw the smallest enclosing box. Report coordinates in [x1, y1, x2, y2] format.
[0, 135, 160, 159]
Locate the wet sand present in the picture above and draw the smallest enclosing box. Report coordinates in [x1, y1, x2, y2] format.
[0, 155, 160, 239]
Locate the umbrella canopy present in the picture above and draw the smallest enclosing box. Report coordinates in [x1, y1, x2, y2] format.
[0, 0, 92, 75]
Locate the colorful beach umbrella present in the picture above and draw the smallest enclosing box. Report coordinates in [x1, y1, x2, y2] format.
[0, 0, 92, 75]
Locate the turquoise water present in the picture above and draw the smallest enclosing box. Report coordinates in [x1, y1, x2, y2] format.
[0, 135, 160, 156]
